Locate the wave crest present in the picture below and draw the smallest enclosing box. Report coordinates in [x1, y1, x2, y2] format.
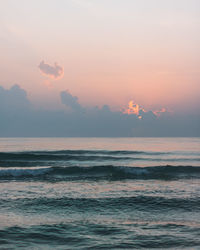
[0, 165, 199, 180]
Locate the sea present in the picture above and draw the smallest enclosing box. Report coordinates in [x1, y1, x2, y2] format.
[0, 137, 199, 249]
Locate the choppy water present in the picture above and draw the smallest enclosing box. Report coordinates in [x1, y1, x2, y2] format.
[0, 137, 200, 249]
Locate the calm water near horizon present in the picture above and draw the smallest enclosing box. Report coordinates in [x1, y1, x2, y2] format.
[0, 137, 200, 249]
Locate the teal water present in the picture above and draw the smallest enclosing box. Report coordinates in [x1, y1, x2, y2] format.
[0, 138, 200, 249]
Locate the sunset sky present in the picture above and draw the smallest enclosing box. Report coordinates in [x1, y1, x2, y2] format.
[0, 0, 200, 114]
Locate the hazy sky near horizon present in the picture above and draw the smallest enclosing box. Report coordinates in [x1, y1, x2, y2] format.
[0, 0, 200, 113]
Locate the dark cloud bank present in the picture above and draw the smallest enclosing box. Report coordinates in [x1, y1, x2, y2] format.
[0, 85, 199, 137]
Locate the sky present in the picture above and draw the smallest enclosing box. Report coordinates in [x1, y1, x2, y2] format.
[0, 0, 199, 136]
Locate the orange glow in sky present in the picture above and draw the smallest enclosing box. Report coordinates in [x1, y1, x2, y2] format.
[123, 101, 169, 119]
[153, 108, 167, 116]
[124, 101, 140, 115]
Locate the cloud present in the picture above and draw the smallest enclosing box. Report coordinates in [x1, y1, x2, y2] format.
[0, 84, 199, 137]
[0, 84, 31, 113]
[38, 60, 64, 79]
[0, 85, 32, 136]
[124, 101, 141, 115]
[123, 100, 159, 120]
[60, 90, 84, 112]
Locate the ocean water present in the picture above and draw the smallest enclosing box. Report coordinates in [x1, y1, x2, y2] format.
[0, 137, 200, 249]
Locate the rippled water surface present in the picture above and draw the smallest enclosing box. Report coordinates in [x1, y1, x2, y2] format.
[0, 138, 199, 249]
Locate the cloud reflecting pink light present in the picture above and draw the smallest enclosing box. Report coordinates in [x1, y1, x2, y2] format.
[38, 61, 64, 80]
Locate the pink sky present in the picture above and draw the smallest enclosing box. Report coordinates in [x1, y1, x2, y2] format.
[0, 0, 199, 114]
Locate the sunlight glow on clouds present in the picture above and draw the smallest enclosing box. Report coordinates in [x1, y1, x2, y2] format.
[124, 101, 140, 116]
[153, 108, 168, 117]
[123, 100, 169, 119]
[123, 100, 147, 117]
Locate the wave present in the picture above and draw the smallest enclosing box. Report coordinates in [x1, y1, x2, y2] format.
[0, 151, 199, 163]
[0, 149, 172, 156]
[0, 150, 168, 162]
[0, 167, 52, 177]
[1, 222, 199, 249]
[3, 195, 200, 213]
[0, 149, 180, 162]
[0, 165, 199, 180]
